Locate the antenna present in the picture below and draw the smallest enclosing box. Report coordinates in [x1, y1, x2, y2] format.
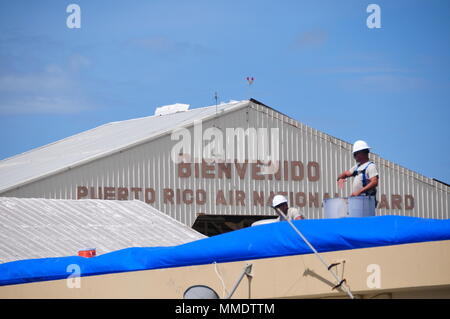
[214, 91, 218, 110]
[214, 91, 218, 128]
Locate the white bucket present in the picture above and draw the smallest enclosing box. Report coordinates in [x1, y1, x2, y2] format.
[323, 196, 376, 218]
[323, 198, 348, 218]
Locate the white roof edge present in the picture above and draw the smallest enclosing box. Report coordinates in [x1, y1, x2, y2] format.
[0, 100, 250, 193]
[0, 121, 117, 164]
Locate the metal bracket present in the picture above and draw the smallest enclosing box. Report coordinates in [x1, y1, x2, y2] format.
[328, 260, 349, 292]
[327, 262, 341, 271]
[332, 279, 347, 290]
[225, 263, 253, 299]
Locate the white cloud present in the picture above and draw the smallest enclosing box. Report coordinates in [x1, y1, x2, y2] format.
[354, 74, 429, 90]
[0, 55, 93, 115]
[68, 54, 92, 71]
[0, 96, 89, 115]
[132, 36, 178, 52]
[303, 66, 409, 75]
[0, 71, 69, 93]
[130, 36, 214, 56]
[293, 29, 328, 49]
[338, 74, 430, 92]
[300, 62, 428, 92]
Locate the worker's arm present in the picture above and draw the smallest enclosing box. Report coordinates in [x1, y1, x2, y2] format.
[350, 176, 379, 196]
[288, 207, 305, 220]
[337, 170, 353, 181]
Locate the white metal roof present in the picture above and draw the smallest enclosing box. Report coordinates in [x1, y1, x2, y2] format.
[0, 100, 248, 193]
[0, 197, 206, 263]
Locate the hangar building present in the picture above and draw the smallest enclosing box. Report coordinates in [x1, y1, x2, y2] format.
[0, 99, 448, 235]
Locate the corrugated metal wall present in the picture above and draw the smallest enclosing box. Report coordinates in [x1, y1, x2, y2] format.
[2, 101, 449, 225]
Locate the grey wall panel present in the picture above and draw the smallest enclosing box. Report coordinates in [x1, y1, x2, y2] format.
[2, 102, 449, 225]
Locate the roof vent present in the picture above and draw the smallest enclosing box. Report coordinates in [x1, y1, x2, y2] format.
[154, 103, 190, 116]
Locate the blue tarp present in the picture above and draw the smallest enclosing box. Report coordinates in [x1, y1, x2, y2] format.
[1, 215, 450, 286]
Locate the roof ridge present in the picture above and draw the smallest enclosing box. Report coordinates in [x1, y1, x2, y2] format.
[0, 99, 249, 193]
[0, 100, 245, 163]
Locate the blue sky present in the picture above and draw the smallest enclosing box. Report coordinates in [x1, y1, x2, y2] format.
[0, 0, 449, 184]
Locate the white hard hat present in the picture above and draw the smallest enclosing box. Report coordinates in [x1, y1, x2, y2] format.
[352, 140, 371, 153]
[272, 195, 288, 208]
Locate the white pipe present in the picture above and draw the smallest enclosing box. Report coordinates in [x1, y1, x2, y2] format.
[275, 207, 354, 299]
[225, 263, 252, 299]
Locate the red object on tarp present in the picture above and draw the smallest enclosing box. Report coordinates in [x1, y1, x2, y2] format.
[78, 248, 96, 258]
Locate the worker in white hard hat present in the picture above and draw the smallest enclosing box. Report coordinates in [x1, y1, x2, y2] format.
[272, 195, 305, 221]
[337, 140, 379, 199]
[251, 195, 304, 226]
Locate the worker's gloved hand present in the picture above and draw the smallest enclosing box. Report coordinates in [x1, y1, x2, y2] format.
[337, 178, 346, 189]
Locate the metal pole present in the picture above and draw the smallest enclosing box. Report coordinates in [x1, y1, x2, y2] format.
[275, 208, 354, 299]
[225, 263, 253, 299]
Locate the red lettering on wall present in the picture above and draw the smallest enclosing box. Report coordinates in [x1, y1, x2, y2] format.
[391, 195, 402, 209]
[104, 187, 116, 200]
[77, 186, 88, 199]
[405, 195, 415, 210]
[145, 188, 155, 203]
[117, 187, 128, 200]
[163, 188, 174, 204]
